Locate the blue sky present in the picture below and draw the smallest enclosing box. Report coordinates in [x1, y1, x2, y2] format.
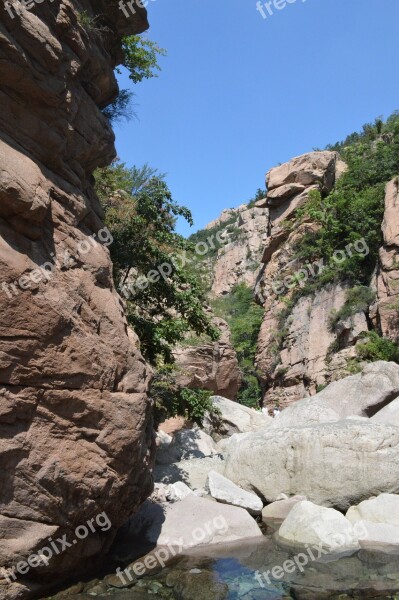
[115, 0, 399, 236]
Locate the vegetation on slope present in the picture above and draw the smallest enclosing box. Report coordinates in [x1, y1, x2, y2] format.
[294, 112, 399, 288]
[95, 161, 219, 422]
[281, 111, 399, 365]
[212, 284, 264, 408]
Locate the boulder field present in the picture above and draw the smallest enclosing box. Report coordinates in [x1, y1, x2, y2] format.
[137, 361, 399, 561]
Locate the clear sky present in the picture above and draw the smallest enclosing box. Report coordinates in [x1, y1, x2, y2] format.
[114, 0, 399, 236]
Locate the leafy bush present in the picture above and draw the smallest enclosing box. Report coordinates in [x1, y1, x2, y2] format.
[95, 161, 219, 364]
[119, 36, 166, 84]
[356, 332, 399, 364]
[151, 366, 213, 427]
[295, 111, 399, 288]
[102, 89, 136, 123]
[329, 286, 376, 331]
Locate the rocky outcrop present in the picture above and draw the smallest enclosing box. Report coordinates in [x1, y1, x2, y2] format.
[223, 364, 399, 510]
[206, 203, 269, 297]
[173, 317, 241, 399]
[371, 178, 399, 341]
[203, 395, 272, 440]
[253, 152, 372, 409]
[224, 419, 399, 510]
[0, 2, 153, 598]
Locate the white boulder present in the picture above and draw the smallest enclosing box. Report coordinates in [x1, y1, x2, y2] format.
[165, 481, 194, 502]
[274, 361, 399, 428]
[224, 421, 399, 510]
[278, 501, 359, 554]
[207, 470, 263, 515]
[125, 495, 263, 550]
[203, 396, 272, 439]
[346, 493, 399, 527]
[371, 397, 399, 426]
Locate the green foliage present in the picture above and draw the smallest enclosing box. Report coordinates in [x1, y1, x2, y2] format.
[356, 331, 399, 364]
[212, 284, 264, 407]
[294, 111, 399, 289]
[247, 188, 267, 208]
[326, 113, 398, 152]
[77, 10, 109, 37]
[95, 161, 219, 364]
[329, 286, 376, 331]
[188, 216, 236, 261]
[151, 366, 214, 427]
[119, 36, 166, 84]
[102, 89, 135, 123]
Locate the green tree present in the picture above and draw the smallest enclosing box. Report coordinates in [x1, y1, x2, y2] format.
[118, 36, 166, 84]
[95, 161, 219, 365]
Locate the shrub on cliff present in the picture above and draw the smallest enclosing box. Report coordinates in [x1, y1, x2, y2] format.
[151, 365, 213, 427]
[295, 111, 399, 287]
[212, 283, 264, 407]
[356, 331, 399, 364]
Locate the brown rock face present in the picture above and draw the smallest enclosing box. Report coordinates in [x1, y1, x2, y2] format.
[173, 318, 241, 399]
[254, 152, 369, 409]
[0, 2, 153, 598]
[207, 204, 269, 297]
[371, 178, 399, 341]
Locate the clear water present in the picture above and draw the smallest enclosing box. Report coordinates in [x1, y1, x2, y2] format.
[51, 536, 399, 599]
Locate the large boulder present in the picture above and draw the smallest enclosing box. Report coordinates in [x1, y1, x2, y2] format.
[346, 493, 399, 527]
[278, 501, 360, 554]
[203, 396, 272, 440]
[207, 470, 263, 515]
[371, 397, 399, 426]
[346, 494, 399, 553]
[224, 420, 399, 510]
[274, 361, 399, 428]
[0, 2, 152, 598]
[154, 456, 226, 491]
[123, 495, 263, 550]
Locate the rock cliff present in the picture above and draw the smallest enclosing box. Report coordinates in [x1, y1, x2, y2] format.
[0, 2, 153, 598]
[173, 317, 241, 399]
[206, 203, 269, 297]
[200, 150, 399, 410]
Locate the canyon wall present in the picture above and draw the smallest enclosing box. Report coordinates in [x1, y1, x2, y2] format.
[202, 152, 398, 410]
[173, 317, 241, 400]
[206, 203, 269, 297]
[0, 2, 154, 598]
